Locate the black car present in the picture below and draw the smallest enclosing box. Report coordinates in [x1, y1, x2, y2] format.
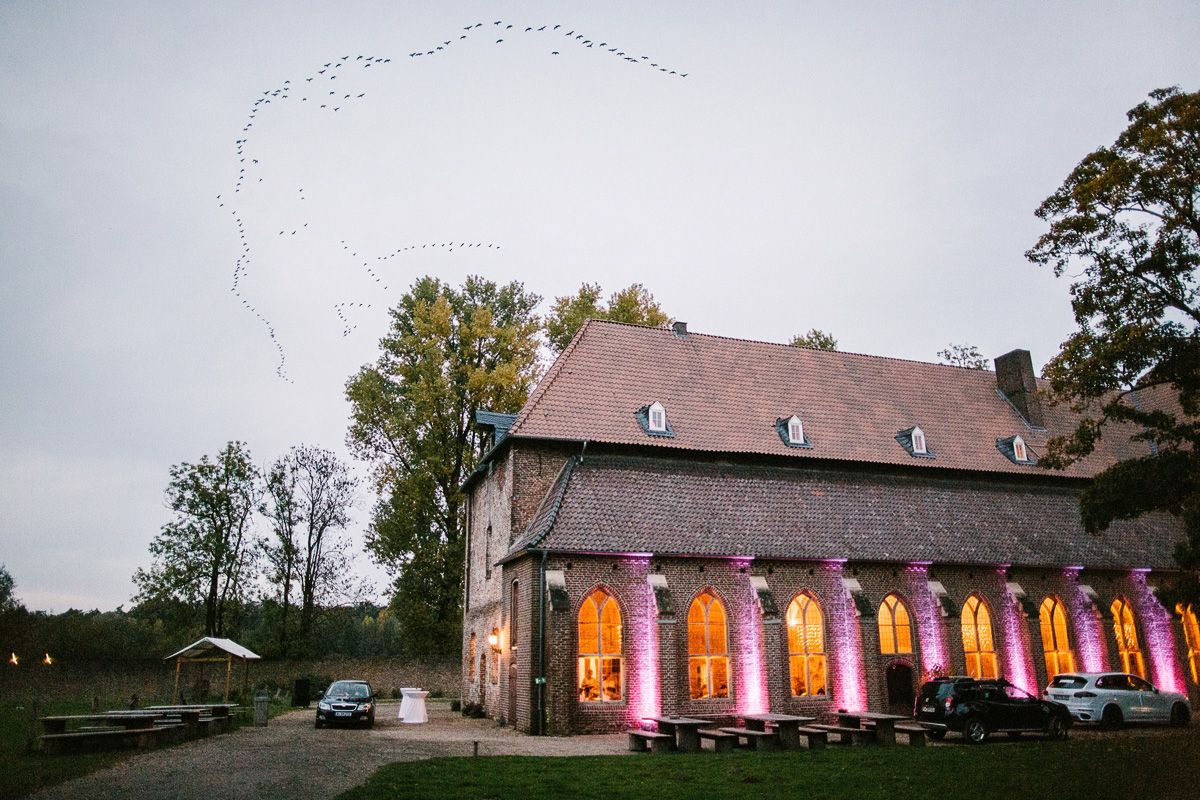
[914, 676, 1072, 744]
[315, 680, 376, 729]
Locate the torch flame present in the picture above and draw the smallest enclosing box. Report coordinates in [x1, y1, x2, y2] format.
[43, 653, 53, 666]
[8, 652, 17, 666]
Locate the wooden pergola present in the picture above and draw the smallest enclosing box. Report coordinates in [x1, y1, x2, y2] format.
[164, 637, 261, 703]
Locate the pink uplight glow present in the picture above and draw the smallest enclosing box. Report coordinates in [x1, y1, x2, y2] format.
[624, 558, 661, 725]
[735, 560, 767, 714]
[1136, 577, 1186, 694]
[1001, 595, 1036, 693]
[828, 563, 866, 711]
[908, 563, 947, 674]
[1064, 568, 1106, 672]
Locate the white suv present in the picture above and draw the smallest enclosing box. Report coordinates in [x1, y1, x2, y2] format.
[1044, 672, 1191, 729]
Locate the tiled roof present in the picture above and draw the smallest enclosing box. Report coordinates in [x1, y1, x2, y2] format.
[508, 320, 1153, 478]
[506, 455, 1182, 570]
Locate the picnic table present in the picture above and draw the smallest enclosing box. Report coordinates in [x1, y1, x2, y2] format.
[41, 712, 167, 735]
[742, 713, 816, 749]
[644, 715, 710, 752]
[836, 711, 909, 746]
[145, 703, 237, 718]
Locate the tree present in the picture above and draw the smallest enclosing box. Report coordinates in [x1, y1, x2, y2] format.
[1025, 87, 1200, 594]
[545, 282, 670, 352]
[134, 442, 261, 636]
[261, 445, 358, 651]
[937, 343, 990, 370]
[0, 564, 19, 612]
[346, 276, 542, 654]
[790, 329, 838, 350]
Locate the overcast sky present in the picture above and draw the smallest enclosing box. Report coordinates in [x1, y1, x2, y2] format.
[2, 1, 1198, 612]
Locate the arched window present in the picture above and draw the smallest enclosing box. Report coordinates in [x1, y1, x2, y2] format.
[578, 588, 623, 702]
[911, 426, 927, 455]
[961, 595, 998, 679]
[787, 593, 827, 697]
[1178, 603, 1200, 684]
[688, 590, 730, 700]
[1039, 596, 1075, 679]
[510, 580, 520, 651]
[1111, 597, 1146, 678]
[468, 632, 476, 679]
[788, 415, 805, 445]
[878, 593, 913, 655]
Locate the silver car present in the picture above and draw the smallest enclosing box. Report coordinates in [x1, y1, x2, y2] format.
[1044, 672, 1191, 728]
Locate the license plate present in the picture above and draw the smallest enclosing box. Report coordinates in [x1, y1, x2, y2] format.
[920, 705, 936, 713]
[335, 711, 352, 717]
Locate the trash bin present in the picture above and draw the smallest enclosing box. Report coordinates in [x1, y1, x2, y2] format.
[254, 693, 269, 727]
[292, 678, 311, 708]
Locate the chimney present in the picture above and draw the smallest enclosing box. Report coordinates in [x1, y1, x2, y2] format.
[994, 349, 1044, 428]
[672, 320, 688, 336]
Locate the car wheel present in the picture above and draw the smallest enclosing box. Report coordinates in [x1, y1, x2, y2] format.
[963, 717, 988, 744]
[928, 729, 947, 741]
[1170, 703, 1191, 727]
[1100, 705, 1124, 731]
[1046, 715, 1068, 741]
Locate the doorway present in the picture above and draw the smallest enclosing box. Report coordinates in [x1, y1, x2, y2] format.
[885, 661, 915, 715]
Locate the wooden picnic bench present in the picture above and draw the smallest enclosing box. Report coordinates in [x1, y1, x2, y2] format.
[627, 729, 674, 753]
[40, 724, 185, 755]
[719, 726, 781, 751]
[807, 723, 876, 746]
[794, 726, 829, 750]
[892, 723, 929, 747]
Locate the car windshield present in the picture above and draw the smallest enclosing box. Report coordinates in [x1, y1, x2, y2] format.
[326, 682, 370, 699]
[920, 682, 955, 701]
[1050, 676, 1087, 689]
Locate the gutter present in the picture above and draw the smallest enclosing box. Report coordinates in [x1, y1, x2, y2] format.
[536, 549, 548, 735]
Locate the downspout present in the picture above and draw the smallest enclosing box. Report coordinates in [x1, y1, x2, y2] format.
[537, 548, 548, 735]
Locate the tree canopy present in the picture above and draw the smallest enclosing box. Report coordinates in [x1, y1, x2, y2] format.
[133, 441, 261, 636]
[544, 282, 670, 352]
[790, 329, 838, 350]
[937, 343, 990, 370]
[0, 564, 19, 612]
[345, 275, 542, 654]
[1026, 86, 1200, 587]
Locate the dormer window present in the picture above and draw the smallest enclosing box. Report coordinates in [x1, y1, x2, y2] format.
[996, 434, 1034, 465]
[648, 401, 667, 432]
[1013, 436, 1028, 462]
[787, 415, 804, 445]
[636, 401, 675, 438]
[911, 427, 927, 455]
[776, 415, 812, 449]
[896, 426, 934, 459]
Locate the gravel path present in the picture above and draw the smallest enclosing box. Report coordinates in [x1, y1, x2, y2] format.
[31, 703, 629, 800]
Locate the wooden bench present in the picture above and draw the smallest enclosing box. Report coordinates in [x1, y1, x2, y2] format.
[808, 723, 875, 746]
[719, 727, 780, 751]
[794, 726, 829, 750]
[628, 729, 674, 753]
[893, 723, 928, 747]
[40, 724, 183, 755]
[698, 729, 739, 753]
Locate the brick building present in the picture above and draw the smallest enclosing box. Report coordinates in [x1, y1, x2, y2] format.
[460, 320, 1199, 734]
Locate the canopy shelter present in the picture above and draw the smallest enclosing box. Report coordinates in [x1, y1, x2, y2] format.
[164, 637, 261, 703]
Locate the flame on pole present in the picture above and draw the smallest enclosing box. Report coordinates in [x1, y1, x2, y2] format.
[8, 652, 17, 666]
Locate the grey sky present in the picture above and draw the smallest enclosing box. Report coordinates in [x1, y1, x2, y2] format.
[2, 1, 1198, 612]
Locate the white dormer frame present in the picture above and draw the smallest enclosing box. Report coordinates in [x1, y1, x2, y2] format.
[787, 415, 805, 445]
[911, 426, 927, 455]
[648, 401, 667, 433]
[1013, 435, 1028, 462]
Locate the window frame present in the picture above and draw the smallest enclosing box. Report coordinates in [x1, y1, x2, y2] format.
[911, 426, 927, 455]
[1039, 595, 1075, 680]
[1111, 596, 1147, 679]
[648, 401, 667, 433]
[687, 589, 732, 700]
[577, 588, 624, 704]
[961, 594, 999, 680]
[1013, 435, 1028, 462]
[1179, 602, 1200, 685]
[786, 592, 827, 698]
[878, 593, 914, 655]
[787, 415, 805, 445]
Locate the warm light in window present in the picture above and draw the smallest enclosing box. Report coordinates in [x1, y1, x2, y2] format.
[488, 628, 501, 653]
[1040, 596, 1075, 679]
[786, 593, 826, 697]
[1178, 603, 1200, 684]
[648, 401, 667, 432]
[1013, 436, 1028, 462]
[578, 588, 623, 703]
[688, 590, 730, 699]
[961, 595, 998, 679]
[878, 594, 913, 655]
[788, 415, 805, 445]
[1111, 597, 1146, 678]
[912, 427, 926, 454]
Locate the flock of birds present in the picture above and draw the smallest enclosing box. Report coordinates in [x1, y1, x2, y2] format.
[219, 19, 689, 381]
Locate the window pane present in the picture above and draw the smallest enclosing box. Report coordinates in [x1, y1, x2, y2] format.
[809, 655, 827, 695]
[708, 597, 726, 627]
[709, 622, 728, 656]
[895, 601, 910, 627]
[578, 616, 599, 655]
[790, 656, 807, 696]
[962, 616, 978, 653]
[896, 623, 912, 654]
[981, 653, 998, 680]
[688, 622, 706, 655]
[978, 621, 994, 653]
[601, 657, 622, 700]
[600, 597, 622, 654]
[788, 619, 804, 655]
[578, 657, 600, 702]
[711, 657, 730, 698]
[689, 596, 706, 624]
[879, 617, 895, 654]
[689, 657, 708, 699]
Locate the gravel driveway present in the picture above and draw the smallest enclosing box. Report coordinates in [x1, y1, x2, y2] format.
[31, 702, 629, 800]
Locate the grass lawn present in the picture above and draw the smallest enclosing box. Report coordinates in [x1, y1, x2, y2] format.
[338, 729, 1200, 800]
[0, 700, 130, 800]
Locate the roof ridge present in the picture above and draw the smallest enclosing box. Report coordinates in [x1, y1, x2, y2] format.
[511, 319, 596, 434]
[583, 318, 998, 373]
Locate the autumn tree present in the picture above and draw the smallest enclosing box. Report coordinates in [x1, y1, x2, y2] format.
[1026, 86, 1200, 595]
[260, 445, 357, 651]
[346, 276, 541, 654]
[545, 282, 670, 352]
[134, 442, 260, 636]
[790, 329, 838, 350]
[937, 343, 990, 370]
[0, 564, 18, 612]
